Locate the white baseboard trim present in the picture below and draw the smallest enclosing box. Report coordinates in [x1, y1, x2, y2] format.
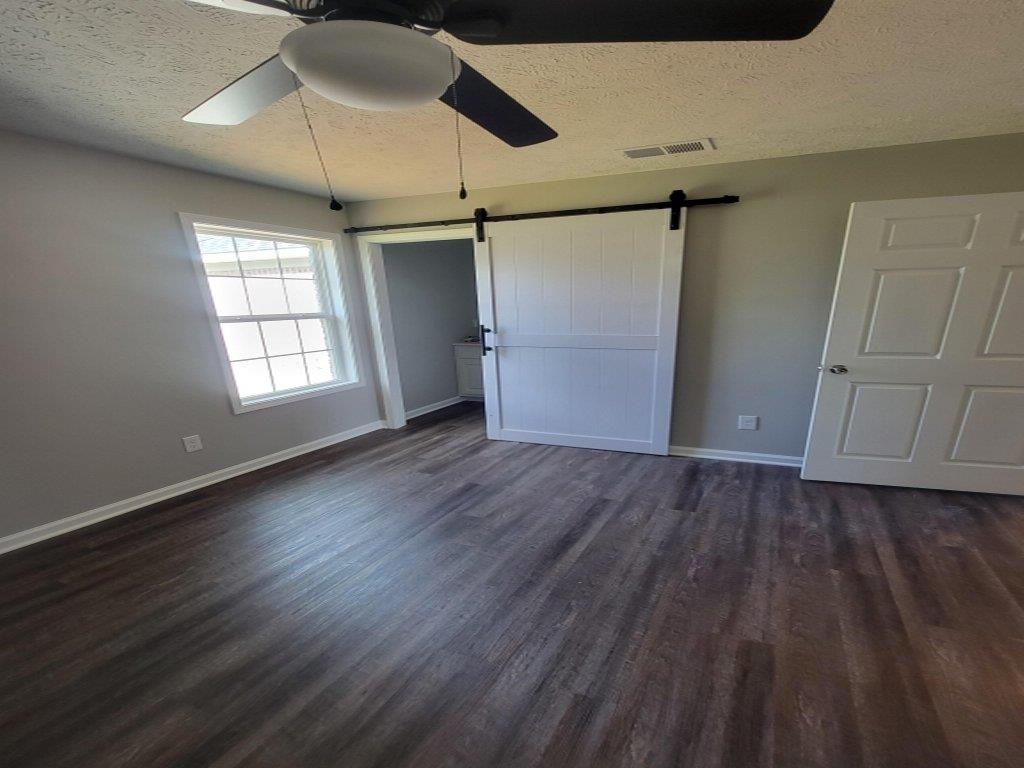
[0, 420, 386, 557]
[405, 396, 467, 420]
[669, 445, 804, 468]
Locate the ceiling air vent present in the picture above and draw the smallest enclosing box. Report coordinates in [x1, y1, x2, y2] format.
[622, 138, 716, 159]
[623, 146, 666, 159]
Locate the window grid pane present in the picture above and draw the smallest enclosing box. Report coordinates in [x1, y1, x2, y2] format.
[245, 277, 289, 314]
[269, 354, 308, 391]
[200, 235, 241, 276]
[196, 225, 350, 403]
[284, 279, 323, 314]
[208, 276, 251, 316]
[297, 318, 330, 353]
[236, 238, 281, 278]
[220, 321, 266, 361]
[260, 320, 295, 356]
[278, 246, 314, 279]
[231, 358, 274, 399]
[305, 351, 335, 384]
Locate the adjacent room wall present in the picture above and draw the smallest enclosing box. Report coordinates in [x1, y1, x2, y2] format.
[0, 130, 382, 541]
[347, 133, 1024, 458]
[381, 240, 478, 413]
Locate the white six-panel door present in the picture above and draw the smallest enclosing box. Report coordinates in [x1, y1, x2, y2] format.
[803, 191, 1024, 495]
[474, 209, 685, 455]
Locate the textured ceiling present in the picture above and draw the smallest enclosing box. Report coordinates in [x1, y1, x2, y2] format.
[1, 1, 1022, 201]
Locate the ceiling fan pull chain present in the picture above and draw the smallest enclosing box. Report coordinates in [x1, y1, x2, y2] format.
[449, 48, 468, 200]
[294, 75, 343, 211]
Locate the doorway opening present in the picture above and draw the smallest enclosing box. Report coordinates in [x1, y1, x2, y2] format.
[357, 228, 481, 429]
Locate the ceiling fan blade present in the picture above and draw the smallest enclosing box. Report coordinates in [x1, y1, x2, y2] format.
[438, 62, 557, 147]
[183, 55, 299, 125]
[444, 0, 835, 44]
[186, 0, 292, 16]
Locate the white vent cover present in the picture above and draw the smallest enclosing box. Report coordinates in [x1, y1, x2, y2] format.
[622, 138, 716, 159]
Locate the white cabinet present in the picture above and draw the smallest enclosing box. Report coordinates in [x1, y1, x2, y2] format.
[454, 343, 484, 398]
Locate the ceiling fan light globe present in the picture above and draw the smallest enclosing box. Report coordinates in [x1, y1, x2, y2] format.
[279, 21, 460, 111]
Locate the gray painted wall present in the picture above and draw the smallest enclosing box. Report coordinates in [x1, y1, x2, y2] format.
[348, 133, 1024, 457]
[382, 240, 478, 413]
[0, 130, 382, 540]
[5, 129, 1024, 543]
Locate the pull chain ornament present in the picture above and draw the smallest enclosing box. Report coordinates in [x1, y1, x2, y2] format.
[449, 48, 468, 200]
[295, 75, 343, 211]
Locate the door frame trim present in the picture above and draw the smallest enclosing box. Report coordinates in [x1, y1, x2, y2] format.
[356, 227, 476, 429]
[801, 203, 857, 467]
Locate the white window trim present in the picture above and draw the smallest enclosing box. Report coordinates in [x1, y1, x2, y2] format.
[180, 213, 366, 414]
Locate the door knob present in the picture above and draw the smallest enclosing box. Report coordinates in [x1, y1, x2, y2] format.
[828, 364, 849, 375]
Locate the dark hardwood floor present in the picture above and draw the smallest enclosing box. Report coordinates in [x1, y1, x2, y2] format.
[2, 402, 1024, 768]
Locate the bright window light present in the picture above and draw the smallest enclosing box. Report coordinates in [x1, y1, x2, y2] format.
[186, 219, 360, 413]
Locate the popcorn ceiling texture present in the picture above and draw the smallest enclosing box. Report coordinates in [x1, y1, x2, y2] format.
[1, 0, 1022, 201]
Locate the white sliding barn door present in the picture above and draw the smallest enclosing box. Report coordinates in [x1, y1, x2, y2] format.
[474, 209, 685, 455]
[803, 191, 1024, 495]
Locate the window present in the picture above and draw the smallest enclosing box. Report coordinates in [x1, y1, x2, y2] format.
[182, 216, 361, 413]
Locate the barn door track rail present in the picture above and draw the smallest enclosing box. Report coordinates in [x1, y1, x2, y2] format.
[343, 189, 740, 242]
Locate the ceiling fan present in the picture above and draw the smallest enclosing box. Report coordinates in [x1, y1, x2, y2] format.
[184, 0, 835, 148]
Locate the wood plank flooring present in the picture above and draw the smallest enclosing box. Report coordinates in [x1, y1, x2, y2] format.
[2, 402, 1024, 768]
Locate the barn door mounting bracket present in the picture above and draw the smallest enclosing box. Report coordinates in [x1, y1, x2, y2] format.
[669, 189, 687, 230]
[474, 207, 488, 243]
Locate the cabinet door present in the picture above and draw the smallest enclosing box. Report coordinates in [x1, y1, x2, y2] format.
[457, 357, 485, 396]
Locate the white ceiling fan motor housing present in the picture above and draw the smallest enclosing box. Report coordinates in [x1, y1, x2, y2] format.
[279, 21, 461, 111]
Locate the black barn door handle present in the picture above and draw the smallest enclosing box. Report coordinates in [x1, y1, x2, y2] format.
[480, 325, 494, 357]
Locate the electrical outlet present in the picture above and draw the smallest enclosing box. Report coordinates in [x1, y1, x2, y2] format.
[737, 415, 760, 431]
[182, 435, 203, 453]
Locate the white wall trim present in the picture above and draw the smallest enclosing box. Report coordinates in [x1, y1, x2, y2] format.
[405, 396, 468, 420]
[355, 228, 478, 244]
[669, 445, 804, 468]
[0, 420, 386, 556]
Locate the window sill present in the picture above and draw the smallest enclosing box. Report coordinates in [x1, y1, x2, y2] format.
[232, 378, 365, 414]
